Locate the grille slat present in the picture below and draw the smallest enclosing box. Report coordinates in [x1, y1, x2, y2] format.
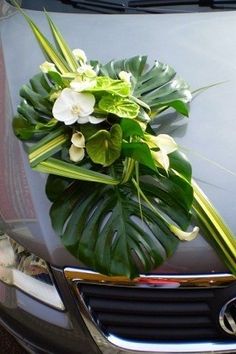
[80, 284, 214, 301]
[77, 283, 231, 341]
[89, 298, 210, 315]
[107, 326, 217, 340]
[98, 313, 212, 328]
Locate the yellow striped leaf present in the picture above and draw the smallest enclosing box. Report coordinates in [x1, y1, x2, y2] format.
[45, 12, 78, 72]
[14, 4, 70, 74]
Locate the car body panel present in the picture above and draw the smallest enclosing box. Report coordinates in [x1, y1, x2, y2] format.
[0, 267, 101, 354]
[1, 8, 236, 273]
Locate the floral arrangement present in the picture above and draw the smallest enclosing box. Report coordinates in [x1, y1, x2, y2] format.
[13, 7, 236, 278]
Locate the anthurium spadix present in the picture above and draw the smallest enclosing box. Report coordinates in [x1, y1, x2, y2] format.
[169, 225, 199, 241]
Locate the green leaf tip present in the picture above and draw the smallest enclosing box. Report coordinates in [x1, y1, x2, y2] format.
[45, 11, 79, 72]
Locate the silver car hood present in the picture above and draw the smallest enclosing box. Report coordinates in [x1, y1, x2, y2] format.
[1, 8, 236, 273]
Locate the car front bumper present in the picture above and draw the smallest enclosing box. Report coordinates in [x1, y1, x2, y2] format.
[2, 267, 236, 354]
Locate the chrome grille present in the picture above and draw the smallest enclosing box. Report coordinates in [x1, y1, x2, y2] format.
[77, 283, 232, 341]
[64, 269, 236, 353]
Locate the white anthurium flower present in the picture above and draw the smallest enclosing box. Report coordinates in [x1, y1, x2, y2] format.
[77, 64, 97, 78]
[70, 76, 97, 92]
[147, 134, 178, 172]
[72, 48, 87, 64]
[148, 134, 177, 153]
[119, 71, 132, 84]
[52, 88, 96, 125]
[40, 61, 57, 73]
[69, 144, 85, 163]
[69, 131, 86, 163]
[155, 134, 178, 154]
[169, 225, 199, 241]
[151, 150, 170, 172]
[71, 131, 85, 148]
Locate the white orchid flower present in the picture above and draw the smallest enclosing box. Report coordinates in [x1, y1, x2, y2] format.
[70, 76, 96, 92]
[53, 88, 100, 125]
[69, 131, 85, 162]
[40, 61, 57, 73]
[147, 134, 178, 172]
[169, 225, 199, 241]
[86, 116, 106, 124]
[72, 48, 87, 64]
[77, 64, 97, 78]
[119, 71, 132, 84]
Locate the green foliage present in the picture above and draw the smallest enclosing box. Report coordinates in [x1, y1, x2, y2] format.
[28, 127, 68, 167]
[12, 7, 236, 279]
[169, 150, 192, 183]
[99, 94, 140, 118]
[140, 174, 193, 229]
[80, 124, 100, 140]
[34, 158, 119, 185]
[12, 10, 201, 277]
[47, 175, 185, 277]
[192, 181, 236, 276]
[86, 124, 122, 166]
[12, 57, 195, 277]
[13, 73, 57, 140]
[120, 118, 144, 139]
[45, 135, 193, 277]
[100, 56, 191, 117]
[89, 76, 131, 97]
[45, 12, 78, 72]
[47, 71, 65, 88]
[122, 142, 156, 172]
[15, 6, 70, 74]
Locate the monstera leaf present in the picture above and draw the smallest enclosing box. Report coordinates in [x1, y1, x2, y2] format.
[100, 56, 191, 116]
[13, 73, 57, 140]
[47, 163, 193, 278]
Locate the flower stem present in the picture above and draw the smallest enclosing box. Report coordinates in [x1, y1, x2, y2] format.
[121, 157, 135, 184]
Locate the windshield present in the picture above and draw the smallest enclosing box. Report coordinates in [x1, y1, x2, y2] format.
[6, 0, 236, 13]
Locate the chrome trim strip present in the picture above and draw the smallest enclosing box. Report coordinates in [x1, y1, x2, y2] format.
[64, 268, 236, 288]
[64, 268, 236, 353]
[106, 336, 236, 353]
